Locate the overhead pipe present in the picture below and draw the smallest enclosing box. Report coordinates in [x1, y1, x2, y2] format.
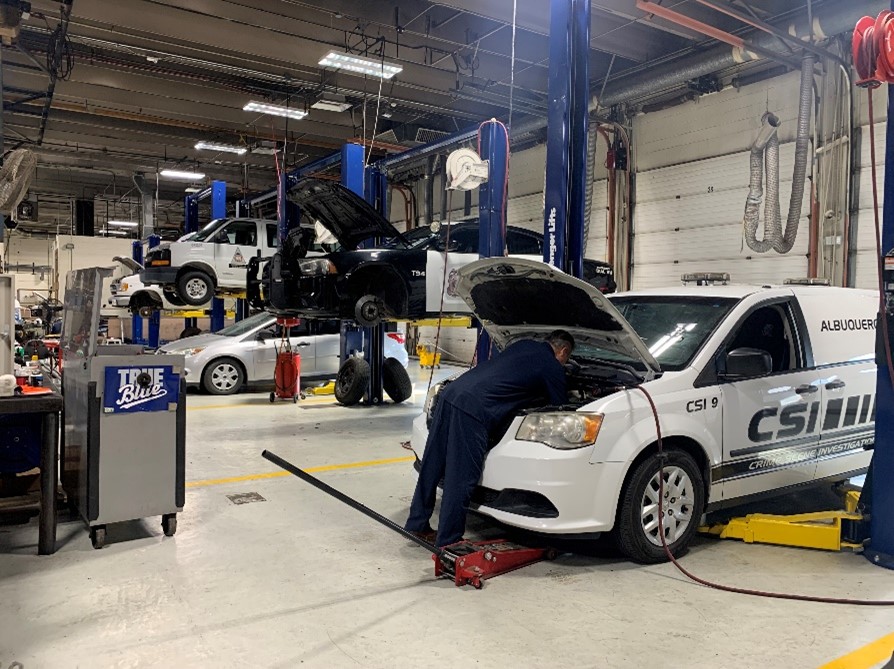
[597, 1, 882, 108]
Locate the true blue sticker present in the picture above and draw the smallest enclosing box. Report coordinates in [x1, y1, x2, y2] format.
[103, 366, 180, 414]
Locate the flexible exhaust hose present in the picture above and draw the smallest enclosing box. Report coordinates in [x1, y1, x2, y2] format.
[744, 54, 815, 254]
[582, 125, 598, 255]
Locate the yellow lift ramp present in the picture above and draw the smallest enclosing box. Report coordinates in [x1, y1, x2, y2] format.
[700, 489, 869, 552]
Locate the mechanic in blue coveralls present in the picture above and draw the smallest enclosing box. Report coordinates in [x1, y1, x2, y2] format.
[405, 330, 575, 547]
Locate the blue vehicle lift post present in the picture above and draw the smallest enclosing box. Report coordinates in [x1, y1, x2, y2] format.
[184, 180, 228, 332]
[363, 157, 388, 405]
[234, 199, 249, 321]
[543, 0, 590, 279]
[475, 121, 510, 364]
[866, 50, 894, 569]
[146, 234, 162, 348]
[131, 240, 144, 345]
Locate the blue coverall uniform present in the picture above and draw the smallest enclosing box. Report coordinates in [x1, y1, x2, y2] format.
[406, 339, 568, 547]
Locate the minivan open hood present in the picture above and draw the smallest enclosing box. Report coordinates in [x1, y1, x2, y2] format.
[288, 178, 408, 251]
[456, 258, 660, 379]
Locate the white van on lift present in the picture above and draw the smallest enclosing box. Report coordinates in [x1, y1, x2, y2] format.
[142, 218, 281, 306]
[413, 260, 877, 563]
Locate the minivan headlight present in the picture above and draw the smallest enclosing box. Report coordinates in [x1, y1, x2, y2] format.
[516, 412, 603, 450]
[297, 258, 336, 276]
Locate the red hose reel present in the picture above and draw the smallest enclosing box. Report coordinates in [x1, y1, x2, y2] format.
[853, 11, 894, 87]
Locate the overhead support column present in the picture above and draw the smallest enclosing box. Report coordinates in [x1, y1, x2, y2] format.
[183, 193, 200, 332]
[131, 240, 144, 345]
[543, 0, 590, 278]
[146, 234, 162, 347]
[867, 51, 894, 569]
[234, 199, 249, 322]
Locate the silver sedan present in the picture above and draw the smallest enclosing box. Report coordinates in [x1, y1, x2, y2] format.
[158, 312, 409, 395]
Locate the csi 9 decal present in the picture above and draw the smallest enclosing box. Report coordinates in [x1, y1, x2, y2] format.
[686, 397, 719, 413]
[748, 394, 875, 443]
[103, 366, 181, 414]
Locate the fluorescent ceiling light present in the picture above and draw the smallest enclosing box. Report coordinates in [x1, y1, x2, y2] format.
[319, 51, 402, 79]
[104, 230, 130, 236]
[160, 169, 206, 180]
[108, 220, 138, 227]
[243, 101, 307, 120]
[311, 94, 352, 113]
[195, 141, 247, 155]
[184, 186, 202, 193]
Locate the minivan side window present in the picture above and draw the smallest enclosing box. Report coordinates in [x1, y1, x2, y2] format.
[219, 220, 257, 246]
[725, 303, 803, 373]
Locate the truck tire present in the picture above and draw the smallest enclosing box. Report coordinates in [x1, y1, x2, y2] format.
[382, 357, 412, 403]
[611, 449, 704, 564]
[335, 357, 369, 406]
[177, 270, 214, 306]
[202, 358, 245, 395]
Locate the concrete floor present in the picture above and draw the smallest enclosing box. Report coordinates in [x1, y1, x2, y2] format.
[2, 363, 893, 668]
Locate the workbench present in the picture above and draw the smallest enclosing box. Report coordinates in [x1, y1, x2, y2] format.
[0, 393, 63, 555]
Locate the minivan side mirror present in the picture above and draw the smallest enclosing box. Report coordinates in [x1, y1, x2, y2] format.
[722, 347, 772, 379]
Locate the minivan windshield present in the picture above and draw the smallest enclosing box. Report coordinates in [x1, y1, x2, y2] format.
[215, 311, 271, 337]
[608, 295, 739, 371]
[192, 218, 229, 242]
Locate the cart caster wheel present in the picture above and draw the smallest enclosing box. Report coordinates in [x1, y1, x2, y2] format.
[162, 514, 177, 537]
[293, 394, 299, 404]
[90, 526, 106, 549]
[545, 548, 559, 561]
[269, 392, 275, 403]
[299, 392, 307, 400]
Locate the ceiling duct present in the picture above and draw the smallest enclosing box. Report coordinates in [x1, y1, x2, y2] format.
[375, 125, 449, 147]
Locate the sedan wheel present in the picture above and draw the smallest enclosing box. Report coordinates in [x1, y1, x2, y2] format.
[202, 358, 245, 395]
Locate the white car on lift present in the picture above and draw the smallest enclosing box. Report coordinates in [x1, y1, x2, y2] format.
[412, 258, 876, 563]
[158, 311, 410, 396]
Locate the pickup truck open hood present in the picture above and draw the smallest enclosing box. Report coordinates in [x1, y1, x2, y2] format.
[113, 256, 143, 273]
[456, 258, 660, 379]
[287, 178, 408, 251]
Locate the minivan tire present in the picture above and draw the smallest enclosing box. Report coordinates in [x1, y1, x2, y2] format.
[382, 357, 412, 403]
[612, 449, 705, 564]
[202, 357, 245, 395]
[177, 270, 214, 306]
[335, 357, 370, 405]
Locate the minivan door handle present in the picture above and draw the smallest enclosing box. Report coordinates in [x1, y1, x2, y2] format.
[825, 380, 846, 390]
[795, 384, 818, 395]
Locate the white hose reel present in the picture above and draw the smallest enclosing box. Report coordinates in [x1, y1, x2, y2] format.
[445, 148, 489, 191]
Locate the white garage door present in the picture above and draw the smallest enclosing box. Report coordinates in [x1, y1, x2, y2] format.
[853, 120, 885, 290]
[633, 143, 810, 289]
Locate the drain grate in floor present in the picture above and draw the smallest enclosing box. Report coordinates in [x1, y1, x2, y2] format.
[226, 492, 267, 505]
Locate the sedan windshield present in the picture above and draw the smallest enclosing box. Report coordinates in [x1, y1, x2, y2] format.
[215, 312, 271, 337]
[192, 218, 229, 242]
[608, 295, 739, 371]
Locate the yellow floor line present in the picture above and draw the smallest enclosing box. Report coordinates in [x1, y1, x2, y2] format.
[819, 631, 894, 669]
[186, 455, 414, 489]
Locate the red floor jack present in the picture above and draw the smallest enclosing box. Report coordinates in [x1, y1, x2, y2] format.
[269, 318, 301, 404]
[262, 450, 555, 588]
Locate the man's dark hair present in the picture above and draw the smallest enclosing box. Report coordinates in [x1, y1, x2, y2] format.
[547, 329, 575, 352]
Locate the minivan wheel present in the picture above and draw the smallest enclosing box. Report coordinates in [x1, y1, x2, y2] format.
[177, 270, 214, 306]
[382, 357, 412, 403]
[335, 357, 370, 405]
[612, 449, 704, 564]
[202, 358, 245, 395]
[354, 294, 383, 327]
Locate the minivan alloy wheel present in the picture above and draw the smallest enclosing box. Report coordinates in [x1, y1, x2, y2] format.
[640, 465, 695, 547]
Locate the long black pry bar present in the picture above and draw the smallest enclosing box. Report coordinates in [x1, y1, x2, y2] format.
[261, 450, 443, 557]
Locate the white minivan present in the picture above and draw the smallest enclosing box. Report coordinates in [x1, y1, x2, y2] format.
[142, 218, 280, 306]
[412, 258, 877, 563]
